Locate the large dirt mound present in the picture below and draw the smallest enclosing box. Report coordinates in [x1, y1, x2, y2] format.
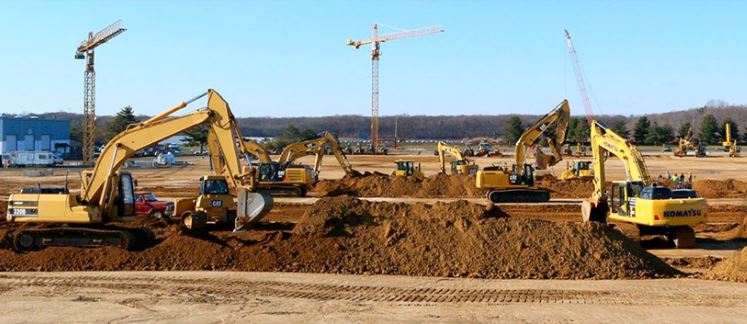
[0, 198, 677, 279]
[706, 247, 747, 282]
[693, 179, 747, 199]
[314, 173, 483, 198]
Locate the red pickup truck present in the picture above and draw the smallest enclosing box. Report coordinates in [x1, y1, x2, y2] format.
[135, 192, 174, 219]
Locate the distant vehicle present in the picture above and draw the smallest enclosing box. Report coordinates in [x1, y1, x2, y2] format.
[134, 192, 174, 219]
[1, 151, 62, 167]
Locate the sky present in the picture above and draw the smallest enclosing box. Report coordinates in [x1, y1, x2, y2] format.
[0, 0, 745, 118]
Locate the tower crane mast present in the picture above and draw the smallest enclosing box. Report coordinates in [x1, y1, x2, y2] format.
[347, 24, 443, 151]
[75, 20, 126, 164]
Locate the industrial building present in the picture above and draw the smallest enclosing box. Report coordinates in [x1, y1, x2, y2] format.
[0, 116, 71, 155]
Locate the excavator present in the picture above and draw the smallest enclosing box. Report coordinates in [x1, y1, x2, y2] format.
[674, 126, 706, 157]
[582, 120, 706, 248]
[436, 141, 478, 174]
[239, 138, 314, 196]
[722, 123, 740, 157]
[6, 89, 273, 250]
[277, 131, 356, 179]
[476, 100, 570, 203]
[238, 131, 356, 196]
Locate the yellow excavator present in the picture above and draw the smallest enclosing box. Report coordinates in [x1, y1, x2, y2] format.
[240, 131, 355, 196]
[277, 130, 356, 179]
[582, 120, 706, 248]
[722, 123, 740, 157]
[436, 141, 478, 174]
[476, 100, 570, 202]
[674, 126, 706, 157]
[240, 138, 314, 196]
[6, 90, 273, 249]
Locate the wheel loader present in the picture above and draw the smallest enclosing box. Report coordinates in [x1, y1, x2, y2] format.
[5, 90, 272, 250]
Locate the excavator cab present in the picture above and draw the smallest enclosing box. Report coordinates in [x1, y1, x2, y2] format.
[116, 172, 136, 219]
[451, 160, 478, 174]
[609, 181, 645, 217]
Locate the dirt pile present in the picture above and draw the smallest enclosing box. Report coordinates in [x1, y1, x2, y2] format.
[314, 173, 483, 198]
[535, 174, 594, 198]
[706, 247, 747, 282]
[0, 198, 677, 279]
[693, 179, 747, 199]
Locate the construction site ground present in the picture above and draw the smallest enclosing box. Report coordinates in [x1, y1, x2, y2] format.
[1, 153, 747, 320]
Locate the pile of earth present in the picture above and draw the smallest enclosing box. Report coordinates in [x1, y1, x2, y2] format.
[535, 174, 594, 198]
[314, 173, 484, 198]
[705, 247, 747, 283]
[692, 179, 747, 199]
[0, 197, 677, 279]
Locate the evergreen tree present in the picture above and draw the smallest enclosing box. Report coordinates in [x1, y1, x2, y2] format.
[573, 120, 591, 143]
[503, 116, 525, 144]
[645, 123, 675, 145]
[567, 118, 580, 142]
[633, 116, 651, 144]
[105, 106, 138, 141]
[610, 120, 630, 139]
[677, 122, 692, 139]
[699, 114, 720, 145]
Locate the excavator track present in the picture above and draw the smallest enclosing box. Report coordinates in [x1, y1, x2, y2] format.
[12, 226, 152, 251]
[487, 189, 551, 203]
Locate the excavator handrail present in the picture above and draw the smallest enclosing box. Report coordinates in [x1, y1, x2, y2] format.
[82, 89, 252, 209]
[514, 100, 571, 175]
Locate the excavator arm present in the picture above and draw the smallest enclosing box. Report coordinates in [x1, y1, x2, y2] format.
[82, 90, 255, 210]
[241, 138, 273, 164]
[515, 100, 571, 173]
[588, 120, 651, 201]
[277, 131, 355, 177]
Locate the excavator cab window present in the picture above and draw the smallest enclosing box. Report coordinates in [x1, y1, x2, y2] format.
[522, 164, 535, 186]
[118, 173, 135, 217]
[201, 179, 229, 195]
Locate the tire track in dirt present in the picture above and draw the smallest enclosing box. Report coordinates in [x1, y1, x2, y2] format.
[0, 274, 742, 307]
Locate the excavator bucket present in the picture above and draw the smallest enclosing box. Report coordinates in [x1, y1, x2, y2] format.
[235, 189, 273, 230]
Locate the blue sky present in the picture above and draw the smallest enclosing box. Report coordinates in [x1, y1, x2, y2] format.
[1, 0, 745, 118]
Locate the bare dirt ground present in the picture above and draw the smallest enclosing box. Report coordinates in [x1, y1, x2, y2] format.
[1, 153, 746, 321]
[0, 271, 745, 323]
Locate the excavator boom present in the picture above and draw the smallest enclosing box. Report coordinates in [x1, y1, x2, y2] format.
[277, 131, 355, 177]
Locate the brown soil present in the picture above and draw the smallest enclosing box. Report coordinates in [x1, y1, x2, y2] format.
[535, 174, 594, 198]
[693, 179, 747, 199]
[705, 247, 747, 282]
[0, 198, 677, 279]
[314, 173, 484, 198]
[662, 256, 723, 269]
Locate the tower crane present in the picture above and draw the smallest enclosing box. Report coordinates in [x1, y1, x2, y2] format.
[346, 23, 443, 151]
[75, 20, 126, 164]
